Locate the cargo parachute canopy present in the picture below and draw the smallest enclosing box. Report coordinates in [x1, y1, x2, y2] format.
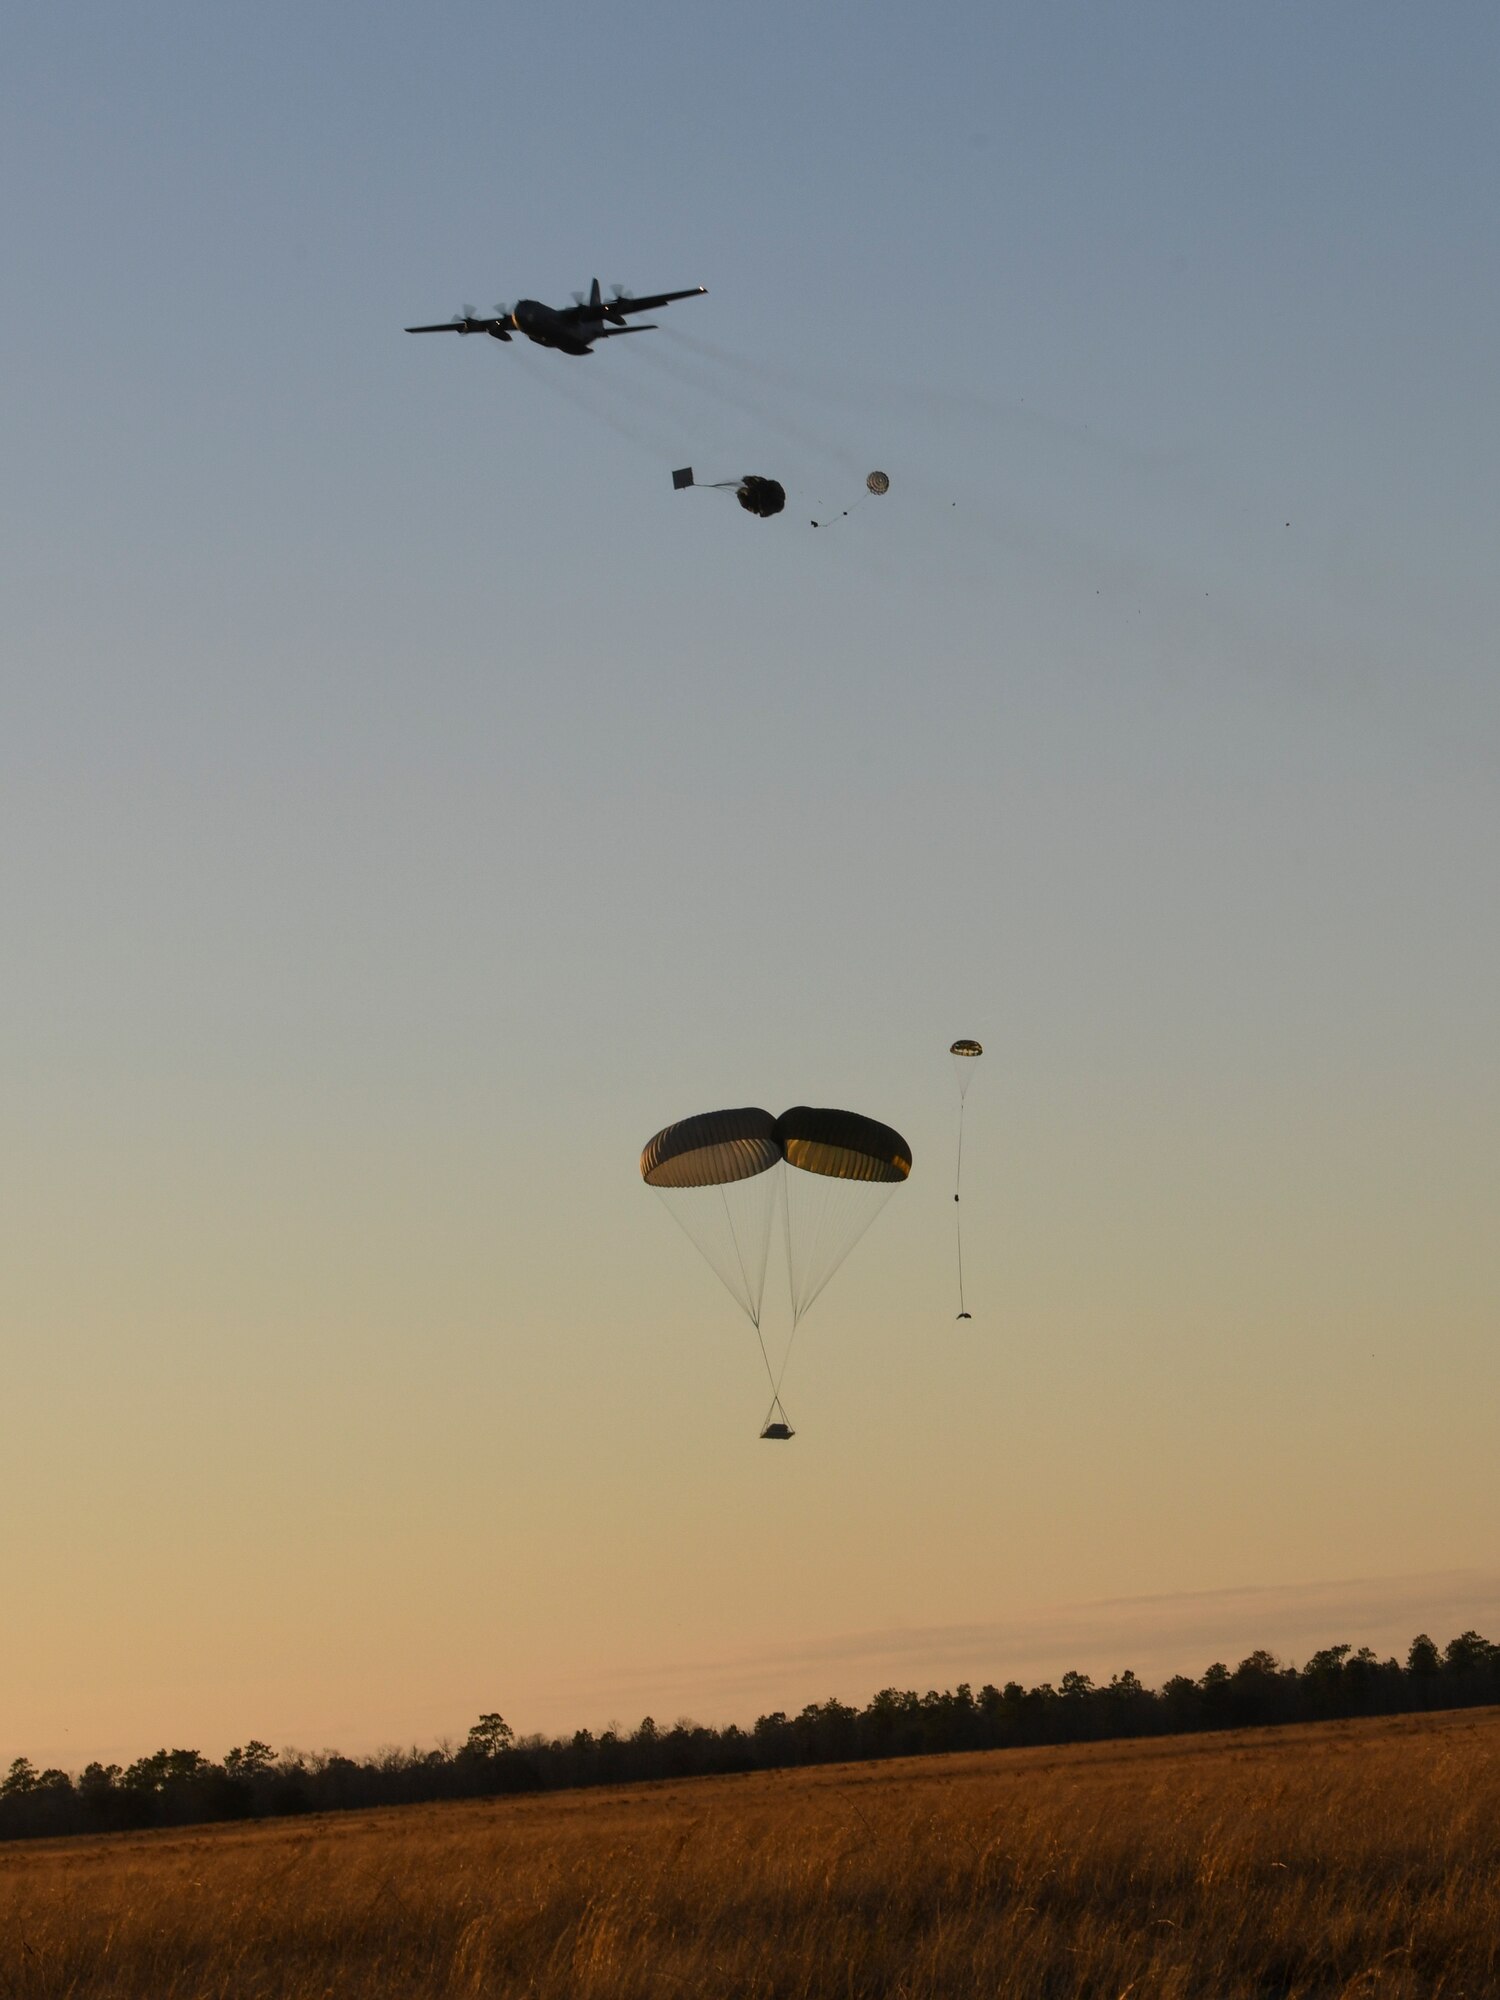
[642, 1101, 912, 1435]
[641, 1107, 783, 1328]
[777, 1106, 911, 1326]
[671, 468, 786, 520]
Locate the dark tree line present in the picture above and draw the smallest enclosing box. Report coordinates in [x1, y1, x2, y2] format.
[3, 1632, 1497, 1844]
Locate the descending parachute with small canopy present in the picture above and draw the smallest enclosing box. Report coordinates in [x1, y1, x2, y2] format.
[950, 1041, 983, 1318]
[671, 467, 786, 518]
[811, 470, 890, 528]
[641, 1103, 911, 1437]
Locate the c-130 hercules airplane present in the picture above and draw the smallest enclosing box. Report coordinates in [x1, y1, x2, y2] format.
[406, 278, 706, 356]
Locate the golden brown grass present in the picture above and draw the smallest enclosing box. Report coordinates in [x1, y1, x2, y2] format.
[3, 1708, 1498, 1998]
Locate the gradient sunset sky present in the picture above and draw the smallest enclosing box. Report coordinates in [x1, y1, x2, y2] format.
[4, 0, 1497, 1766]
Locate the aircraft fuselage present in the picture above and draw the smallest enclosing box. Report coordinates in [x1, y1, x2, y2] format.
[506, 300, 597, 355]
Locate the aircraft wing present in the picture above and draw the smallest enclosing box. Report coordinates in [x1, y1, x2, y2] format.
[555, 284, 707, 325]
[610, 285, 707, 316]
[405, 317, 511, 338]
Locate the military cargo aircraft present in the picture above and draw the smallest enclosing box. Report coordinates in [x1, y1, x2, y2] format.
[406, 278, 706, 356]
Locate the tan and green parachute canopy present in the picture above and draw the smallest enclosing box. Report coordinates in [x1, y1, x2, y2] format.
[777, 1106, 911, 1184]
[640, 1107, 782, 1189]
[639, 1106, 911, 1190]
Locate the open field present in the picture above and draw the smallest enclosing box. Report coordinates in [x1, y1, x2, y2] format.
[3, 1708, 1498, 1998]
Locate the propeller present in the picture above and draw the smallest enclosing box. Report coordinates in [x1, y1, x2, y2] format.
[571, 291, 587, 307]
[449, 303, 514, 338]
[606, 283, 634, 326]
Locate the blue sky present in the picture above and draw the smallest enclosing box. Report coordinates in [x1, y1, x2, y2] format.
[3, 1, 1497, 1760]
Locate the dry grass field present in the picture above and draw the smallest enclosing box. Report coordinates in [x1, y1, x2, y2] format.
[3, 1708, 1498, 1998]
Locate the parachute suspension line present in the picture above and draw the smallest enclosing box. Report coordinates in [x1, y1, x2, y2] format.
[720, 1185, 760, 1330]
[772, 1170, 802, 1402]
[955, 1093, 967, 1318]
[811, 470, 890, 530]
[948, 1041, 981, 1319]
[810, 491, 874, 529]
[752, 1319, 779, 1399]
[720, 1183, 779, 1397]
[771, 1170, 846, 1403]
[772, 1171, 897, 1400]
[789, 1178, 895, 1326]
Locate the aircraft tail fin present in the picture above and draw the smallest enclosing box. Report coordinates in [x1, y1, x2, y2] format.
[590, 277, 602, 311]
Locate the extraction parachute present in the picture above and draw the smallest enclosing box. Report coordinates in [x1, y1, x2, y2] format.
[949, 1041, 983, 1319]
[811, 469, 891, 528]
[671, 468, 786, 519]
[641, 1103, 911, 1437]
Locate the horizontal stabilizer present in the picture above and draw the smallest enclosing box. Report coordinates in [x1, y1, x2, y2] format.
[672, 467, 695, 490]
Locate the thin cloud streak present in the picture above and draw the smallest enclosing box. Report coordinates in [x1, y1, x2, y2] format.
[532, 1569, 1500, 1733]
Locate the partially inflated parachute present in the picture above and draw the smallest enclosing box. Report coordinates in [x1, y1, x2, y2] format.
[736, 476, 786, 518]
[641, 1102, 911, 1436]
[671, 468, 786, 520]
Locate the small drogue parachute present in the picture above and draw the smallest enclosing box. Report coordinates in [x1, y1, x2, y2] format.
[642, 1103, 911, 1436]
[950, 1041, 983, 1319]
[672, 468, 786, 519]
[811, 470, 890, 528]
